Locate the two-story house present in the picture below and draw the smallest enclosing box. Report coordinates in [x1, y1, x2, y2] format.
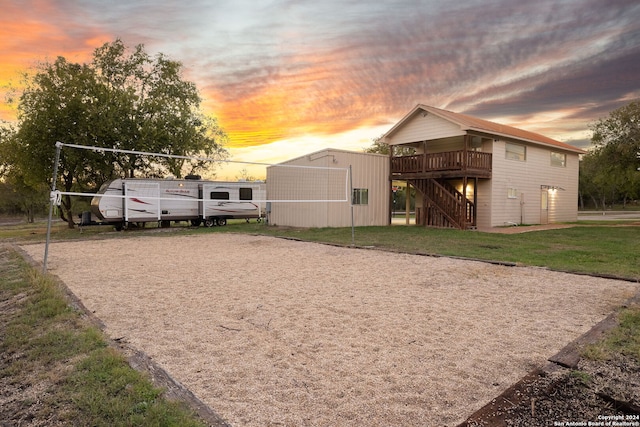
[383, 105, 585, 229]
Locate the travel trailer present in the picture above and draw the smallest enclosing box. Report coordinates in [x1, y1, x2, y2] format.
[90, 178, 265, 230]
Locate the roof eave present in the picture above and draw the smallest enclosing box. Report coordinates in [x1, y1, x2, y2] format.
[464, 126, 586, 154]
[384, 104, 586, 154]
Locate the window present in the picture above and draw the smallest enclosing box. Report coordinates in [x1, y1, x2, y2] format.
[210, 191, 229, 200]
[508, 188, 518, 199]
[505, 143, 526, 161]
[551, 152, 566, 167]
[352, 188, 368, 205]
[239, 187, 253, 200]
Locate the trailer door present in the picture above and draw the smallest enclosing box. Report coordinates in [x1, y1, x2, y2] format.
[124, 181, 160, 222]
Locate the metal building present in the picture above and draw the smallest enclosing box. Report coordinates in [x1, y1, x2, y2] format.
[266, 148, 390, 227]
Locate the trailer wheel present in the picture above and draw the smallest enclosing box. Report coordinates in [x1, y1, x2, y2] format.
[190, 219, 202, 227]
[160, 220, 171, 228]
[114, 222, 124, 231]
[256, 217, 262, 223]
[217, 218, 227, 226]
[204, 218, 216, 227]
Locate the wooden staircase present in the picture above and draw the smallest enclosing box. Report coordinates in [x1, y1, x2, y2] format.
[409, 178, 475, 230]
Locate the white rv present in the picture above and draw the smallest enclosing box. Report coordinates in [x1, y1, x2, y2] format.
[90, 178, 265, 230]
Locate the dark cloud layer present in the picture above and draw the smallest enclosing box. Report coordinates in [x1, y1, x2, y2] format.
[195, 0, 640, 146]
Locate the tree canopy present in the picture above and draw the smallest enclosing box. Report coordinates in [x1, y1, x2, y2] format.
[579, 100, 640, 209]
[4, 39, 228, 226]
[364, 135, 415, 156]
[363, 135, 390, 155]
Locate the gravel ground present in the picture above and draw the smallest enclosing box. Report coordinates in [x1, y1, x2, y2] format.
[21, 233, 640, 426]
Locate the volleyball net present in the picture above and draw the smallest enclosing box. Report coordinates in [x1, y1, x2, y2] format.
[49, 142, 351, 205]
[43, 141, 355, 270]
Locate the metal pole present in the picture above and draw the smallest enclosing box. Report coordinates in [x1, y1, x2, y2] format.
[43, 141, 63, 273]
[349, 165, 354, 246]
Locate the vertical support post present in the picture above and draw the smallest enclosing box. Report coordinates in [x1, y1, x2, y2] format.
[462, 134, 470, 230]
[405, 181, 411, 225]
[388, 147, 392, 225]
[463, 134, 469, 171]
[462, 175, 468, 230]
[474, 177, 478, 227]
[422, 141, 427, 173]
[349, 165, 355, 247]
[43, 141, 63, 273]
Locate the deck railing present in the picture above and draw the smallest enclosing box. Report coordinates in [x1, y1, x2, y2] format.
[391, 151, 492, 175]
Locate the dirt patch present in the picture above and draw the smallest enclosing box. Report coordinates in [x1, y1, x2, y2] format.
[460, 300, 640, 426]
[460, 354, 640, 426]
[20, 234, 640, 426]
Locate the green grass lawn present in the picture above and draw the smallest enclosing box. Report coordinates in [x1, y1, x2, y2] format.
[212, 222, 640, 280]
[3, 218, 639, 280]
[0, 245, 207, 426]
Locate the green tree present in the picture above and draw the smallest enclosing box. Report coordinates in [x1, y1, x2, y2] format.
[364, 135, 415, 156]
[90, 41, 228, 178]
[579, 150, 618, 209]
[391, 186, 415, 214]
[591, 100, 640, 166]
[0, 124, 48, 221]
[10, 39, 228, 227]
[0, 123, 13, 179]
[14, 58, 108, 225]
[582, 100, 640, 208]
[0, 177, 48, 222]
[364, 135, 391, 155]
[235, 168, 258, 182]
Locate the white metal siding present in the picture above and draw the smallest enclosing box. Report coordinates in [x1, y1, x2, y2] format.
[475, 179, 493, 229]
[490, 141, 579, 226]
[425, 137, 465, 154]
[387, 113, 465, 145]
[267, 150, 389, 227]
[547, 152, 580, 222]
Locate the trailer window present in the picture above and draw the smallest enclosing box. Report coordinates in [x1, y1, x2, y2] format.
[239, 188, 252, 200]
[210, 191, 229, 200]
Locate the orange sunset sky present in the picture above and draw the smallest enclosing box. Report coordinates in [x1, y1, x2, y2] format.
[2, 0, 640, 176]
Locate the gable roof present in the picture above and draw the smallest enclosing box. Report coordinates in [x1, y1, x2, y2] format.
[384, 104, 585, 154]
[275, 148, 387, 166]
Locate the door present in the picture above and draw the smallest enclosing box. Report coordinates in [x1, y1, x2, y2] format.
[540, 189, 549, 225]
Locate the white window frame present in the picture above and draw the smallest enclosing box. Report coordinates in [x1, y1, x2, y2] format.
[505, 142, 526, 161]
[352, 188, 369, 205]
[551, 152, 566, 167]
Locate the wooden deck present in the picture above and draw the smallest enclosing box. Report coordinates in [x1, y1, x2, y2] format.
[391, 151, 492, 179]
